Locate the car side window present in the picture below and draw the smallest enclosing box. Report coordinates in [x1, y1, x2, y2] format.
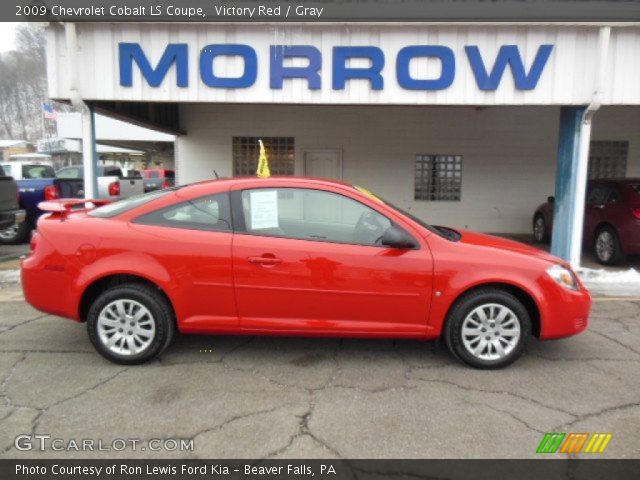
[587, 185, 608, 205]
[134, 193, 232, 232]
[239, 188, 392, 246]
[587, 184, 618, 205]
[605, 188, 619, 204]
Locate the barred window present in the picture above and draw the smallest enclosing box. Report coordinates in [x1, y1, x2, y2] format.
[233, 137, 295, 176]
[588, 141, 628, 179]
[414, 154, 462, 201]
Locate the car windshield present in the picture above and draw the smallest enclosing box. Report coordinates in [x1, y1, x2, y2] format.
[89, 188, 178, 218]
[632, 184, 640, 196]
[23, 164, 55, 179]
[353, 184, 460, 241]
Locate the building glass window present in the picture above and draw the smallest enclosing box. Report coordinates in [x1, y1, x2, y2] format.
[588, 141, 628, 179]
[414, 154, 462, 201]
[233, 137, 295, 176]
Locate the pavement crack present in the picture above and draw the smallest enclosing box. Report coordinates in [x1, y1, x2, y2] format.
[463, 400, 545, 434]
[556, 401, 640, 430]
[588, 329, 640, 356]
[0, 314, 48, 335]
[410, 376, 578, 418]
[189, 404, 294, 446]
[0, 352, 27, 407]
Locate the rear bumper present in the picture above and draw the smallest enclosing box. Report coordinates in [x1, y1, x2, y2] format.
[538, 276, 592, 340]
[0, 209, 26, 230]
[21, 236, 80, 321]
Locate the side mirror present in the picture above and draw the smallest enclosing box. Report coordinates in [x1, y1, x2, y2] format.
[547, 196, 555, 204]
[381, 226, 417, 249]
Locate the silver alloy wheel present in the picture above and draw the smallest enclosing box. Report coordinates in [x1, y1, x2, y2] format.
[533, 217, 545, 241]
[97, 299, 156, 356]
[0, 225, 18, 241]
[461, 303, 521, 361]
[596, 230, 614, 262]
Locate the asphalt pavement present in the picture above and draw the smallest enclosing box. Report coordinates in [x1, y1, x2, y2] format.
[0, 278, 638, 459]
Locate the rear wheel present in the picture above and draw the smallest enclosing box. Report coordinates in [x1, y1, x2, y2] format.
[594, 226, 626, 266]
[445, 288, 530, 369]
[532, 214, 549, 243]
[87, 283, 174, 364]
[0, 222, 30, 245]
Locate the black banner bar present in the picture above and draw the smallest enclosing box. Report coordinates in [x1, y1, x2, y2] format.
[2, 459, 640, 480]
[4, 0, 640, 23]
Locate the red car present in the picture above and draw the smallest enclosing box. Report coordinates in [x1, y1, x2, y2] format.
[22, 177, 591, 369]
[533, 179, 640, 265]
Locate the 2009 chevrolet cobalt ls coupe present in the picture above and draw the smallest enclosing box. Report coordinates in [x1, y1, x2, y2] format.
[22, 177, 591, 368]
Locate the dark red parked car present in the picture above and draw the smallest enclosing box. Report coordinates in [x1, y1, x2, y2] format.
[533, 179, 640, 265]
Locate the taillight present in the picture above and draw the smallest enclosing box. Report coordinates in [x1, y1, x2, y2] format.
[44, 184, 59, 201]
[632, 208, 640, 220]
[108, 181, 120, 197]
[162, 179, 171, 189]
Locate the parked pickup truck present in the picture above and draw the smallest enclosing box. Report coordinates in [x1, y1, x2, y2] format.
[0, 165, 26, 242]
[56, 165, 144, 201]
[142, 168, 175, 192]
[0, 161, 83, 244]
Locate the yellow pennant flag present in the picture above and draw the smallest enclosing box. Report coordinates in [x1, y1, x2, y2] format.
[256, 139, 271, 178]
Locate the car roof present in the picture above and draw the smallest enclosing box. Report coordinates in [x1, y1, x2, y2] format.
[184, 175, 356, 194]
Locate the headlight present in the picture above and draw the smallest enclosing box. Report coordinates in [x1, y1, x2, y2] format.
[547, 264, 579, 291]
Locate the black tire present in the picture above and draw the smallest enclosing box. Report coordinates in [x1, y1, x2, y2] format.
[0, 221, 30, 245]
[532, 214, 549, 243]
[594, 226, 626, 266]
[87, 283, 175, 365]
[444, 288, 531, 369]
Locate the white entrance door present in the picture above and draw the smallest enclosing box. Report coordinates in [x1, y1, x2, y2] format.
[303, 149, 342, 180]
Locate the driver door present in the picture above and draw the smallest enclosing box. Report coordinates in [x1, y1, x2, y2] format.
[231, 186, 432, 335]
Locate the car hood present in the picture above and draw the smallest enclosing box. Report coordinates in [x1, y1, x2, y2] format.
[457, 230, 561, 264]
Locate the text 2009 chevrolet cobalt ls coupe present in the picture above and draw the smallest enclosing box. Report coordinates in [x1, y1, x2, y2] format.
[22, 177, 591, 368]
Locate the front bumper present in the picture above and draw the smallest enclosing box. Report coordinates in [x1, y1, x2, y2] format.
[538, 275, 592, 340]
[0, 209, 26, 230]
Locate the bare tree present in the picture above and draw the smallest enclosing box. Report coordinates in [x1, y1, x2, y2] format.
[0, 23, 63, 142]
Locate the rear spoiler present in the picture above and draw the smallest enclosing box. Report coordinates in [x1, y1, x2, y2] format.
[38, 199, 112, 219]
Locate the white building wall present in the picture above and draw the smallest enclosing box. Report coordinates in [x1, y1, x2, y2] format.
[177, 104, 640, 233]
[177, 104, 563, 233]
[46, 23, 640, 106]
[592, 107, 640, 177]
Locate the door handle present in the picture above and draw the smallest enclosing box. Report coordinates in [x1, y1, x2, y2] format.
[248, 256, 282, 266]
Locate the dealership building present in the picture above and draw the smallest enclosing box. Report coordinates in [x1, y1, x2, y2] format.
[45, 22, 640, 266]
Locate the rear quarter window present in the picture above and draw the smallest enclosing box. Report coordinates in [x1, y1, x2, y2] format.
[89, 189, 176, 218]
[133, 193, 232, 232]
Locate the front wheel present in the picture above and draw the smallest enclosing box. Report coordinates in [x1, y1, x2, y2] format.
[87, 283, 175, 364]
[444, 288, 531, 369]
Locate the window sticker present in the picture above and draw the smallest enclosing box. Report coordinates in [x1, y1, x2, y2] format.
[250, 190, 279, 229]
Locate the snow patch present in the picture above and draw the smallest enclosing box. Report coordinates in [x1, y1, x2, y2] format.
[0, 269, 20, 284]
[578, 267, 640, 297]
